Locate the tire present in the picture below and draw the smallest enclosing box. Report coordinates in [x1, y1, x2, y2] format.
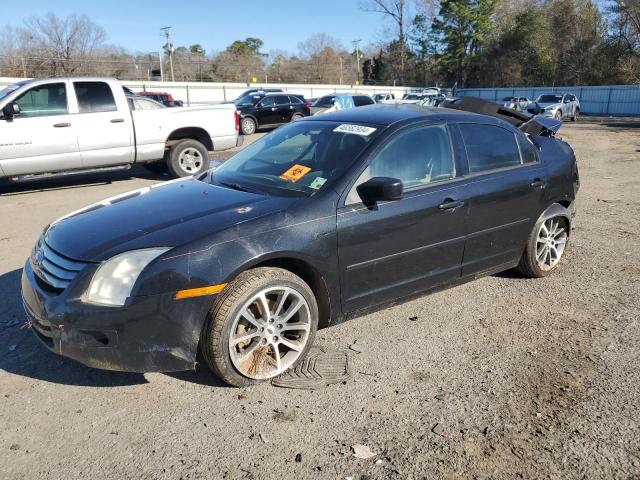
[516, 212, 569, 278]
[571, 109, 579, 122]
[240, 117, 256, 135]
[555, 110, 562, 121]
[201, 267, 318, 387]
[166, 139, 209, 178]
[143, 160, 168, 174]
[291, 113, 304, 122]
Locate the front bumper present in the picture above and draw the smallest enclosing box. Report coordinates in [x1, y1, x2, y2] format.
[21, 259, 213, 373]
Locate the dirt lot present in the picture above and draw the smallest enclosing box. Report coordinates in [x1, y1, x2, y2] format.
[0, 121, 639, 479]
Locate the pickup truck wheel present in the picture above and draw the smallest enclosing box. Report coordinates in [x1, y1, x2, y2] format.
[201, 267, 318, 387]
[167, 139, 209, 178]
[240, 117, 256, 135]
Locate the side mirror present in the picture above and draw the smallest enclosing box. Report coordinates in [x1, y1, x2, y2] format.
[2, 102, 20, 118]
[357, 177, 403, 205]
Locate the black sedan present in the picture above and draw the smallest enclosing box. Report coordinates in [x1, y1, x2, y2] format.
[22, 101, 579, 387]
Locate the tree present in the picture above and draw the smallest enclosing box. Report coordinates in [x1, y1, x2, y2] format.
[361, 0, 409, 82]
[298, 33, 345, 83]
[189, 44, 206, 56]
[17, 13, 106, 75]
[226, 37, 264, 56]
[431, 0, 496, 86]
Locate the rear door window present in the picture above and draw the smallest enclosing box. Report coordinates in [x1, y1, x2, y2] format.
[289, 96, 303, 104]
[458, 123, 522, 173]
[14, 83, 68, 117]
[74, 81, 117, 113]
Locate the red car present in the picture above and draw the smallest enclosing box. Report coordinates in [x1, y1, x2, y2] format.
[137, 91, 183, 107]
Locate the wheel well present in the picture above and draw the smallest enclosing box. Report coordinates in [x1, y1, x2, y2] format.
[166, 127, 213, 151]
[557, 200, 571, 209]
[241, 115, 258, 125]
[251, 258, 332, 329]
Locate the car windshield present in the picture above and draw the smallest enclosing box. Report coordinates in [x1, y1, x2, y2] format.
[208, 120, 381, 197]
[405, 94, 421, 100]
[537, 94, 563, 103]
[0, 81, 30, 100]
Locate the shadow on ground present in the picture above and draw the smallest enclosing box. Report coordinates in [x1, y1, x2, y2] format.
[0, 165, 168, 197]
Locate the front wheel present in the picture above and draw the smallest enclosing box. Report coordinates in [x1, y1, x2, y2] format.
[201, 267, 318, 387]
[167, 139, 209, 178]
[555, 110, 562, 121]
[516, 214, 569, 278]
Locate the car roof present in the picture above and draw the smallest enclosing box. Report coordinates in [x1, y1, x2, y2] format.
[304, 103, 498, 127]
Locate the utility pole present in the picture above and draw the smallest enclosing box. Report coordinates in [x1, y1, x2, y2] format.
[352, 39, 361, 85]
[158, 51, 164, 81]
[161, 26, 175, 82]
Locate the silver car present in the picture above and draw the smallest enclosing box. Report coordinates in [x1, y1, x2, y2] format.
[499, 96, 531, 111]
[528, 93, 580, 122]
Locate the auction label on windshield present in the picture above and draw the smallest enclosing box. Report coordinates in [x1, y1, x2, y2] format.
[333, 124, 377, 136]
[280, 164, 312, 182]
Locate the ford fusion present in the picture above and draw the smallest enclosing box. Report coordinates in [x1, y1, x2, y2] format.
[22, 100, 579, 387]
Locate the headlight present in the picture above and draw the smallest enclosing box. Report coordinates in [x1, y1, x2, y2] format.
[83, 248, 170, 306]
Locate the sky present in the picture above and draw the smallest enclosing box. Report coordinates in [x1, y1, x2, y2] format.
[3, 0, 389, 55]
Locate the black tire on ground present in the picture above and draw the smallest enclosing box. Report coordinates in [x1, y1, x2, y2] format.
[571, 109, 579, 122]
[240, 117, 257, 135]
[555, 110, 562, 121]
[200, 267, 318, 387]
[516, 212, 569, 278]
[291, 113, 304, 121]
[143, 160, 168, 174]
[166, 139, 210, 178]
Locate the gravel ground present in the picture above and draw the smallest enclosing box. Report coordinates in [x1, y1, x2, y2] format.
[0, 122, 638, 479]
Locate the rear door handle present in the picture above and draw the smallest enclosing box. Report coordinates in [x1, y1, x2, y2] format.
[110, 118, 125, 123]
[531, 178, 546, 190]
[271, 107, 277, 111]
[438, 198, 465, 211]
[53, 122, 71, 128]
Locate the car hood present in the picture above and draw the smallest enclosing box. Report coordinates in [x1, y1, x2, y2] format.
[44, 178, 295, 262]
[537, 102, 561, 110]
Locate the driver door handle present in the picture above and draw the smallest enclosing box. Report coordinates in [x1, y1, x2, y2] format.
[531, 178, 546, 190]
[53, 122, 71, 128]
[438, 198, 465, 211]
[110, 118, 125, 123]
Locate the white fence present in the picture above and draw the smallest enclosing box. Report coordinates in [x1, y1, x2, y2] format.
[0, 77, 414, 105]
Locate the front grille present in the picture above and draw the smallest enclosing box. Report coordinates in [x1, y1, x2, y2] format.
[32, 239, 87, 292]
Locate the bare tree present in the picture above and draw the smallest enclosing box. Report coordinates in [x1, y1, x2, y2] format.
[18, 13, 107, 75]
[360, 0, 408, 82]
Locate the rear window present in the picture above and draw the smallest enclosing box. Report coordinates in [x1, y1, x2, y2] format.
[289, 95, 303, 104]
[74, 81, 117, 113]
[459, 124, 522, 173]
[354, 96, 374, 107]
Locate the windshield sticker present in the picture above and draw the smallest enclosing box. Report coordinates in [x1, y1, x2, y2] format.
[309, 177, 327, 190]
[280, 164, 312, 182]
[333, 124, 377, 136]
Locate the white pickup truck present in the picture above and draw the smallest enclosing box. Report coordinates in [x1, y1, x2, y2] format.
[0, 77, 241, 180]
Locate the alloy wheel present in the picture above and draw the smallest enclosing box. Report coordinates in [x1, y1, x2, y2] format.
[241, 118, 256, 135]
[228, 286, 311, 380]
[536, 218, 567, 271]
[177, 147, 203, 174]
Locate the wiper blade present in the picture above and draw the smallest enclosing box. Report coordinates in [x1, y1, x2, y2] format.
[217, 180, 258, 194]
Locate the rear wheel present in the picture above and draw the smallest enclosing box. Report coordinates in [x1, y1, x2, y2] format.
[240, 117, 256, 135]
[201, 267, 318, 387]
[516, 214, 569, 278]
[167, 139, 209, 178]
[571, 109, 579, 122]
[291, 113, 304, 121]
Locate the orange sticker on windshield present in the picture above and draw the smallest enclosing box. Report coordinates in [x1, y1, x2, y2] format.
[280, 164, 311, 182]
